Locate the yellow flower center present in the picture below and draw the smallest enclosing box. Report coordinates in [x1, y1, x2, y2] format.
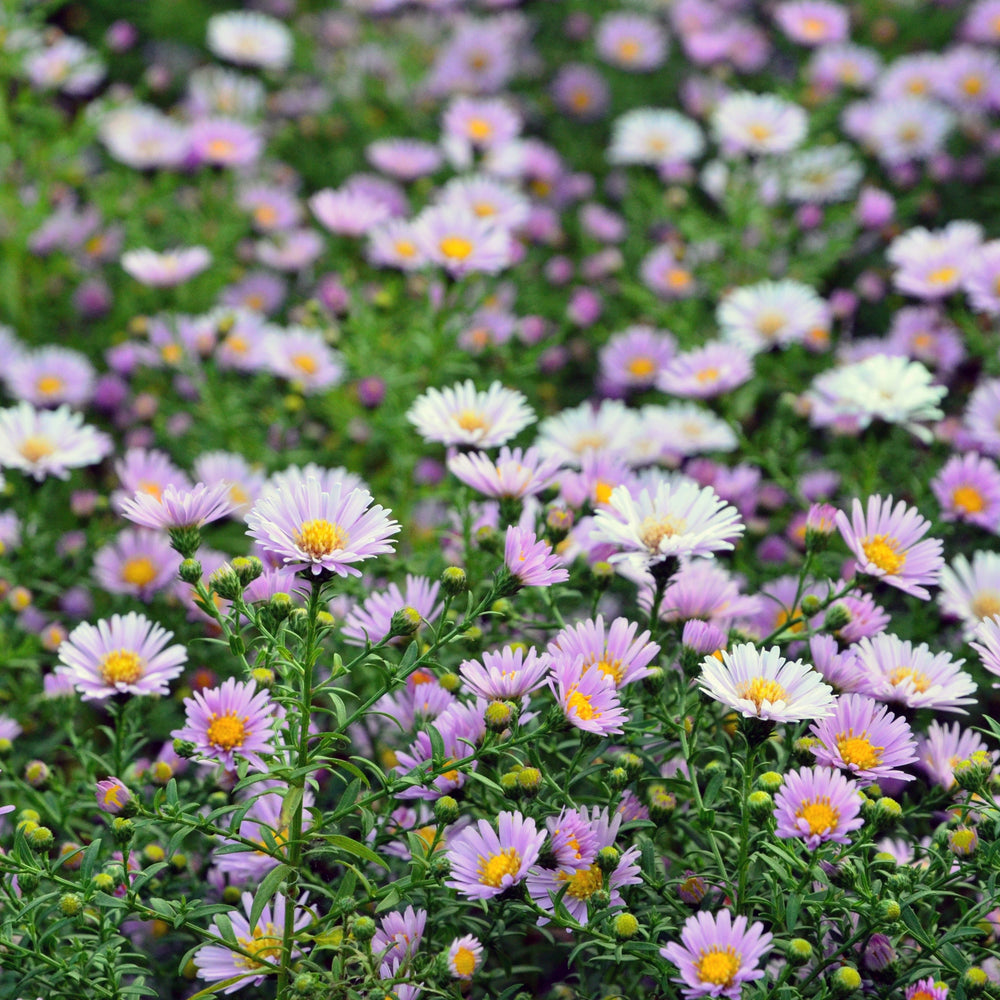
[255, 204, 278, 227]
[467, 118, 492, 141]
[927, 266, 958, 286]
[559, 862, 604, 900]
[737, 676, 787, 710]
[103, 785, 125, 809]
[696, 947, 741, 986]
[617, 38, 641, 61]
[472, 201, 496, 218]
[898, 124, 922, 143]
[122, 556, 158, 588]
[35, 375, 64, 396]
[696, 366, 720, 384]
[567, 688, 598, 721]
[972, 592, 1000, 620]
[595, 657, 623, 685]
[888, 666, 930, 693]
[570, 89, 591, 110]
[756, 311, 786, 337]
[236, 923, 282, 969]
[594, 480, 615, 505]
[478, 847, 522, 887]
[952, 485, 985, 514]
[207, 137, 236, 159]
[100, 650, 145, 686]
[452, 945, 477, 977]
[226, 334, 249, 354]
[627, 356, 655, 377]
[963, 75, 984, 96]
[206, 711, 249, 750]
[138, 480, 163, 501]
[907, 78, 928, 95]
[162, 343, 183, 365]
[439, 235, 474, 261]
[291, 353, 318, 375]
[455, 409, 488, 433]
[836, 732, 883, 770]
[666, 268, 692, 289]
[394, 239, 417, 258]
[85, 234, 106, 256]
[639, 515, 687, 551]
[797, 797, 839, 836]
[19, 435, 54, 462]
[748, 122, 772, 142]
[861, 534, 905, 575]
[800, 16, 827, 38]
[294, 518, 349, 559]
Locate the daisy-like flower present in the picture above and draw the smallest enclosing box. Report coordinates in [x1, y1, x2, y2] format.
[852, 632, 976, 713]
[835, 495, 943, 600]
[809, 693, 918, 785]
[367, 218, 427, 271]
[372, 906, 427, 965]
[639, 404, 738, 462]
[661, 909, 773, 1000]
[194, 891, 311, 994]
[438, 174, 529, 232]
[171, 678, 274, 772]
[591, 480, 743, 572]
[657, 342, 753, 399]
[56, 611, 187, 700]
[964, 378, 1000, 456]
[783, 144, 862, 203]
[807, 43, 882, 92]
[206, 11, 293, 72]
[341, 574, 442, 646]
[189, 118, 262, 168]
[717, 280, 828, 355]
[594, 13, 668, 72]
[121, 481, 240, 531]
[773, 766, 864, 849]
[309, 187, 393, 238]
[193, 451, 266, 519]
[187, 66, 265, 120]
[640, 245, 697, 300]
[121, 247, 211, 288]
[445, 811, 545, 900]
[964, 240, 1000, 315]
[367, 138, 443, 181]
[851, 96, 955, 166]
[411, 206, 511, 277]
[774, 1, 849, 45]
[262, 325, 345, 394]
[939, 551, 1000, 637]
[536, 399, 642, 467]
[442, 96, 522, 153]
[598, 325, 677, 396]
[905, 977, 949, 1000]
[95, 777, 133, 815]
[246, 478, 399, 578]
[712, 91, 808, 156]
[447, 935, 484, 981]
[608, 109, 705, 167]
[93, 528, 182, 601]
[917, 720, 993, 790]
[459, 645, 551, 701]
[407, 380, 534, 449]
[888, 222, 982, 300]
[447, 445, 560, 500]
[549, 655, 628, 735]
[698, 643, 835, 722]
[551, 63, 611, 122]
[931, 452, 1000, 530]
[3, 346, 96, 409]
[98, 104, 190, 171]
[971, 613, 1000, 684]
[0, 401, 112, 481]
[501, 525, 569, 590]
[547, 615, 659, 689]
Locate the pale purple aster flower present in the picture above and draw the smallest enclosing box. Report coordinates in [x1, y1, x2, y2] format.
[372, 906, 427, 965]
[447, 445, 560, 500]
[459, 645, 551, 701]
[343, 173, 409, 217]
[0, 402, 112, 481]
[591, 480, 744, 572]
[194, 892, 311, 994]
[186, 66, 265, 120]
[598, 325, 677, 396]
[445, 811, 545, 900]
[852, 632, 976, 713]
[905, 978, 949, 1000]
[367, 218, 427, 271]
[835, 495, 943, 600]
[447, 935, 483, 980]
[888, 222, 982, 300]
[876, 52, 943, 101]
[640, 245, 697, 300]
[549, 655, 628, 735]
[963, 0, 1000, 43]
[255, 228, 324, 271]
[437, 174, 529, 232]
[807, 43, 882, 92]
[712, 92, 808, 156]
[193, 450, 266, 518]
[98, 104, 190, 170]
[773, 766, 864, 849]
[407, 379, 534, 449]
[774, 1, 849, 45]
[121, 481, 239, 530]
[809, 693, 918, 785]
[56, 611, 187, 700]
[93, 528, 182, 601]
[25, 35, 105, 95]
[441, 95, 521, 151]
[917, 720, 993, 790]
[503, 525, 568, 589]
[654, 560, 764, 630]
[964, 378, 1000, 456]
[558, 450, 637, 510]
[121, 247, 211, 288]
[698, 642, 835, 722]
[658, 342, 753, 399]
[310, 187, 393, 238]
[220, 272, 287, 315]
[551, 63, 610, 121]
[112, 447, 191, 512]
[608, 108, 704, 166]
[366, 138, 443, 181]
[3, 346, 96, 409]
[936, 45, 1000, 112]
[938, 551, 1000, 638]
[963, 239, 1000, 315]
[886, 306, 965, 375]
[931, 452, 1000, 530]
[260, 464, 368, 505]
[172, 678, 275, 772]
[189, 117, 262, 168]
[808, 634, 867, 693]
[661, 909, 773, 1000]
[971, 613, 1000, 685]
[595, 13, 668, 71]
[341, 574, 442, 646]
[246, 478, 399, 578]
[547, 615, 659, 689]
[412, 206, 511, 277]
[238, 184, 300, 233]
[853, 96, 954, 166]
[262, 325, 344, 394]
[95, 777, 133, 815]
[206, 11, 293, 72]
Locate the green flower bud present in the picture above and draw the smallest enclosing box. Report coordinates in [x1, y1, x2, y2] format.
[232, 556, 264, 586]
[27, 825, 54, 851]
[786, 938, 813, 965]
[800, 594, 821, 616]
[434, 796, 460, 826]
[209, 563, 242, 600]
[517, 767, 542, 797]
[590, 561, 614, 591]
[440, 566, 467, 596]
[24, 760, 49, 788]
[499, 772, 520, 797]
[352, 916, 377, 942]
[439, 672, 461, 692]
[962, 966, 989, 995]
[222, 885, 242, 905]
[170, 854, 188, 872]
[92, 872, 115, 893]
[17, 870, 39, 893]
[648, 783, 676, 822]
[59, 892, 83, 917]
[171, 528, 202, 561]
[613, 913, 639, 940]
[475, 525, 499, 553]
[607, 767, 630, 790]
[830, 965, 862, 994]
[491, 598, 514, 620]
[596, 847, 620, 874]
[291, 972, 320, 996]
[793, 736, 821, 763]
[484, 700, 517, 733]
[389, 606, 423, 638]
[545, 505, 574, 542]
[617, 753, 643, 779]
[824, 603, 852, 632]
[747, 790, 773, 821]
[178, 557, 203, 584]
[590, 889, 611, 910]
[269, 592, 293, 621]
[173, 738, 197, 759]
[953, 751, 992, 793]
[111, 817, 134, 846]
[948, 825, 978, 856]
[250, 667, 275, 689]
[756, 771, 783, 794]
[875, 899, 901, 923]
[461, 625, 483, 650]
[642, 666, 664, 693]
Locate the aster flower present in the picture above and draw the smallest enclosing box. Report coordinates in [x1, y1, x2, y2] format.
[536, 399, 643, 467]
[698, 643, 835, 722]
[657, 342, 753, 399]
[121, 247, 211, 288]
[3, 346, 96, 409]
[718, 280, 828, 355]
[459, 645, 551, 701]
[905, 977, 949, 1000]
[888, 222, 982, 300]
[367, 219, 427, 271]
[852, 632, 976, 713]
[549, 655, 628, 735]
[262, 325, 345, 394]
[661, 909, 773, 1000]
[341, 574, 442, 646]
[310, 187, 393, 238]
[407, 380, 534, 449]
[917, 720, 993, 790]
[608, 109, 705, 167]
[551, 64, 610, 122]
[774, 1, 849, 45]
[964, 240, 1000, 315]
[447, 935, 483, 981]
[712, 92, 808, 156]
[0, 402, 112, 481]
[56, 611, 187, 700]
[971, 614, 1000, 684]
[121, 481, 240, 531]
[591, 479, 744, 572]
[194, 891, 311, 994]
[809, 693, 918, 785]
[187, 66, 266, 120]
[92, 528, 182, 601]
[594, 13, 668, 71]
[193, 451, 266, 518]
[640, 245, 697, 300]
[367, 138, 443, 181]
[206, 11, 293, 71]
[441, 96, 522, 153]
[246, 478, 399, 578]
[501, 525, 568, 590]
[773, 766, 864, 849]
[931, 452, 1000, 530]
[256, 228, 324, 271]
[445, 811, 545, 900]
[98, 104, 190, 171]
[598, 325, 677, 396]
[372, 906, 427, 965]
[447, 445, 560, 500]
[547, 615, 659, 689]
[783, 144, 862, 203]
[411, 206, 511, 277]
[964, 378, 1000, 456]
[835, 495, 943, 599]
[95, 777, 133, 815]
[172, 678, 275, 772]
[438, 174, 529, 232]
[639, 404, 738, 462]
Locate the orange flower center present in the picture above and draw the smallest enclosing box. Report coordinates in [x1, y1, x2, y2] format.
[439, 236, 474, 261]
[122, 556, 158, 588]
[836, 732, 883, 770]
[952, 485, 985, 514]
[796, 797, 838, 836]
[206, 711, 249, 750]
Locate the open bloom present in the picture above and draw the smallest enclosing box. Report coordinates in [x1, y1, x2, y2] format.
[773, 766, 864, 848]
[407, 380, 534, 449]
[547, 615, 659, 689]
[502, 525, 568, 589]
[445, 811, 545, 900]
[0, 402, 112, 481]
[246, 478, 400, 577]
[661, 909, 773, 999]
[172, 678, 275, 772]
[121, 481, 239, 530]
[698, 643, 835, 722]
[549, 655, 628, 735]
[206, 11, 293, 71]
[56, 612, 187, 700]
[459, 645, 551, 701]
[835, 495, 943, 599]
[447, 445, 561, 499]
[447, 935, 484, 980]
[121, 247, 211, 287]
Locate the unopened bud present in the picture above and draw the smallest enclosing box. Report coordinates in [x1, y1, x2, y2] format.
[352, 916, 377, 942]
[440, 566, 467, 596]
[484, 701, 517, 733]
[801, 594, 821, 616]
[209, 563, 242, 600]
[434, 796, 460, 825]
[111, 817, 134, 846]
[747, 790, 773, 821]
[516, 767, 541, 796]
[607, 767, 629, 790]
[173, 739, 197, 759]
[178, 558, 202, 584]
[648, 783, 676, 822]
[27, 825, 54, 851]
[24, 760, 50, 788]
[613, 913, 639, 940]
[962, 967, 989, 995]
[824, 603, 851, 632]
[786, 938, 813, 965]
[389, 606, 423, 638]
[269, 592, 293, 621]
[830, 965, 862, 994]
[590, 561, 614, 591]
[596, 847, 620, 874]
[59, 892, 83, 917]
[232, 556, 263, 586]
[756, 771, 783, 794]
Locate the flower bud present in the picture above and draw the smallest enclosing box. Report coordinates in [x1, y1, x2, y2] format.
[499, 772, 520, 797]
[830, 965, 862, 994]
[786, 938, 813, 965]
[590, 889, 611, 910]
[546, 505, 574, 542]
[461, 625, 483, 650]
[517, 767, 541, 797]
[596, 847, 620, 874]
[475, 525, 499, 553]
[677, 871, 707, 906]
[440, 566, 467, 596]
[439, 672, 461, 692]
[962, 967, 989, 995]
[747, 790, 773, 821]
[91, 872, 115, 893]
[172, 739, 197, 759]
[17, 870, 39, 893]
[953, 750, 992, 793]
[434, 796, 460, 826]
[222, 885, 242, 905]
[875, 899, 901, 923]
[111, 818, 134, 846]
[800, 594, 821, 616]
[613, 913, 639, 940]
[756, 771, 783, 794]
[389, 606, 423, 638]
[59, 892, 84, 917]
[232, 556, 263, 586]
[948, 825, 978, 856]
[484, 701, 517, 733]
[792, 736, 821, 763]
[805, 502, 837, 551]
[352, 916, 377, 942]
[607, 767, 629, 790]
[862, 933, 896, 973]
[589, 560, 614, 591]
[178, 558, 203, 584]
[617, 753, 642, 779]
[24, 760, 50, 788]
[647, 783, 676, 822]
[27, 825, 54, 851]
[209, 563, 242, 600]
[642, 666, 664, 693]
[269, 592, 293, 621]
[823, 603, 851, 632]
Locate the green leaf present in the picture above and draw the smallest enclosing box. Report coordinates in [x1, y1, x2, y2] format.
[249, 863, 293, 930]
[323, 834, 388, 870]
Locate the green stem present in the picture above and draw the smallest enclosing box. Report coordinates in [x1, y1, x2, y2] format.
[735, 737, 759, 914]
